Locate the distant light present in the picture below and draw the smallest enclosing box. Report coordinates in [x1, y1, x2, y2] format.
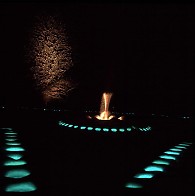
[159, 155, 176, 160]
[119, 128, 125, 132]
[183, 142, 192, 145]
[7, 154, 23, 160]
[134, 173, 154, 179]
[111, 128, 117, 132]
[74, 125, 78, 128]
[144, 165, 164, 172]
[5, 147, 25, 152]
[5, 132, 17, 135]
[5, 136, 17, 138]
[5, 182, 37, 192]
[175, 146, 187, 149]
[126, 128, 131, 131]
[58, 121, 63, 125]
[5, 169, 31, 178]
[1, 127, 12, 130]
[103, 128, 109, 132]
[125, 182, 143, 188]
[6, 142, 21, 146]
[179, 143, 190, 147]
[95, 128, 101, 131]
[87, 127, 93, 130]
[152, 160, 170, 165]
[169, 148, 182, 152]
[68, 124, 73, 128]
[5, 138, 17, 142]
[147, 126, 152, 130]
[80, 126, 86, 130]
[4, 160, 27, 166]
[164, 151, 180, 155]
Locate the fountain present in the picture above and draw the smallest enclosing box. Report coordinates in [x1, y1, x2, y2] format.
[89, 92, 123, 121]
[95, 92, 115, 120]
[59, 92, 152, 133]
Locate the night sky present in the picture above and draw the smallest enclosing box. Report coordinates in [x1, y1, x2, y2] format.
[0, 2, 194, 115]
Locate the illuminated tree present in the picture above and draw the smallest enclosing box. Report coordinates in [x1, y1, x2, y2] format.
[29, 15, 74, 104]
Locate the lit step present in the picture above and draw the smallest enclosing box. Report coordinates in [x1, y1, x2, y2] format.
[134, 173, 154, 179]
[144, 165, 164, 172]
[152, 160, 170, 165]
[5, 182, 37, 192]
[4, 160, 27, 166]
[5, 147, 25, 152]
[125, 182, 143, 188]
[5, 169, 31, 178]
[7, 153, 23, 160]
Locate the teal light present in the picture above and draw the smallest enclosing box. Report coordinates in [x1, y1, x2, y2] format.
[5, 147, 25, 152]
[59, 121, 66, 126]
[95, 128, 101, 131]
[179, 143, 190, 147]
[58, 121, 63, 125]
[125, 182, 143, 188]
[5, 138, 17, 142]
[6, 142, 21, 146]
[175, 146, 187, 149]
[119, 128, 125, 132]
[2, 128, 12, 130]
[4, 160, 27, 166]
[7, 154, 23, 160]
[5, 169, 31, 178]
[68, 124, 73, 128]
[152, 160, 170, 165]
[5, 130, 14, 132]
[111, 128, 117, 132]
[139, 128, 143, 131]
[87, 127, 93, 130]
[5, 132, 17, 135]
[183, 142, 192, 144]
[80, 126, 86, 130]
[74, 125, 78, 128]
[126, 128, 131, 131]
[5, 182, 37, 192]
[134, 173, 154, 179]
[159, 155, 176, 160]
[164, 151, 180, 155]
[144, 165, 164, 172]
[5, 135, 17, 138]
[103, 128, 109, 132]
[169, 148, 182, 152]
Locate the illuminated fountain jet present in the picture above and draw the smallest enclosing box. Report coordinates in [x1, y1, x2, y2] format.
[88, 92, 124, 120]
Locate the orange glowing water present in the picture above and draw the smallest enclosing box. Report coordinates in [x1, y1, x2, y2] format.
[95, 92, 115, 120]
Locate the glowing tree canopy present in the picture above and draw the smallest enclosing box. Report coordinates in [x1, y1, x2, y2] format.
[29, 15, 74, 104]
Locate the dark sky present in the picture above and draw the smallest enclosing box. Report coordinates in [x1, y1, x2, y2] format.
[0, 2, 194, 115]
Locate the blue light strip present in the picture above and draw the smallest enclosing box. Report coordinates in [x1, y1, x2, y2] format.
[58, 121, 152, 133]
[1, 127, 37, 192]
[125, 141, 193, 189]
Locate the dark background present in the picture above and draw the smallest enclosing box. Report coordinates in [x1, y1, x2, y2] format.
[0, 2, 194, 115]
